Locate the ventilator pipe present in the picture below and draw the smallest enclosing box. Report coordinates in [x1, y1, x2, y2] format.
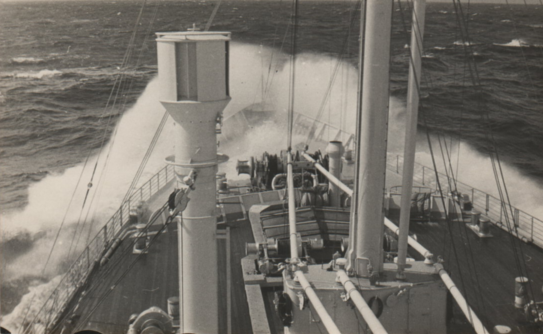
[384, 218, 433, 264]
[436, 264, 490, 334]
[326, 141, 344, 207]
[287, 152, 300, 263]
[302, 152, 352, 196]
[295, 271, 342, 334]
[336, 270, 388, 334]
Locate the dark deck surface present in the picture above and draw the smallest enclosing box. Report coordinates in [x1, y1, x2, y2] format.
[54, 219, 179, 333]
[410, 218, 543, 333]
[386, 169, 543, 333]
[49, 169, 543, 334]
[52, 202, 258, 333]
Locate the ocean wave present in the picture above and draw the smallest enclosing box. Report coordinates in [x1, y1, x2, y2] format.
[493, 39, 531, 48]
[70, 19, 96, 24]
[0, 231, 40, 263]
[10, 57, 46, 65]
[453, 40, 479, 46]
[1, 275, 62, 333]
[7, 70, 62, 79]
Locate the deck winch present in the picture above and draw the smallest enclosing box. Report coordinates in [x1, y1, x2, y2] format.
[246, 236, 325, 275]
[236, 150, 322, 191]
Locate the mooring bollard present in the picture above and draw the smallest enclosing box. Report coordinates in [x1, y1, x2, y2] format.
[515, 276, 529, 308]
[168, 296, 180, 320]
[134, 224, 147, 252]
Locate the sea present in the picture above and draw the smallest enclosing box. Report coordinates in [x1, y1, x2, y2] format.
[0, 0, 542, 327]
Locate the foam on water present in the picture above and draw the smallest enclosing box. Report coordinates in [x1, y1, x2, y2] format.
[415, 139, 543, 219]
[4, 69, 63, 79]
[10, 57, 46, 65]
[494, 38, 531, 47]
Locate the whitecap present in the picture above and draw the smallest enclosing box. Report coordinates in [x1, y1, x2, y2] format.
[433, 46, 446, 50]
[13, 69, 62, 79]
[453, 40, 478, 46]
[10, 57, 45, 65]
[493, 39, 531, 48]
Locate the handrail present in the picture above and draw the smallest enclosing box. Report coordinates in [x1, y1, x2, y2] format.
[290, 113, 542, 248]
[388, 154, 543, 248]
[291, 112, 542, 247]
[24, 164, 175, 334]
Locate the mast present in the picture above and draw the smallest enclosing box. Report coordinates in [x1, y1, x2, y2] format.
[397, 0, 426, 279]
[353, 0, 393, 277]
[156, 31, 230, 334]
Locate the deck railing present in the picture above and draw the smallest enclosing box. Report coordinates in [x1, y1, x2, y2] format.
[386, 154, 543, 249]
[24, 164, 175, 334]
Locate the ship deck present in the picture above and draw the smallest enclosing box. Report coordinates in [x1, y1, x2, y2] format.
[49, 169, 543, 334]
[385, 171, 543, 334]
[50, 180, 258, 334]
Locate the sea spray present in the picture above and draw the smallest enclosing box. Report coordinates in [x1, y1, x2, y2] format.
[0, 77, 173, 325]
[1, 275, 62, 333]
[415, 139, 543, 219]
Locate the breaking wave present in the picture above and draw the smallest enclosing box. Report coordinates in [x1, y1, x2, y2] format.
[10, 57, 46, 65]
[3, 69, 63, 79]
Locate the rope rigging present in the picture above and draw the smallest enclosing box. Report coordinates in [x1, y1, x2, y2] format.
[23, 0, 162, 329]
[26, 2, 234, 331]
[451, 0, 537, 307]
[397, 0, 491, 324]
[287, 0, 300, 150]
[69, 1, 162, 264]
[303, 0, 362, 148]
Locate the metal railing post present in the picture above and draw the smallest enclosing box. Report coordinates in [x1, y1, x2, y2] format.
[532, 217, 534, 241]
